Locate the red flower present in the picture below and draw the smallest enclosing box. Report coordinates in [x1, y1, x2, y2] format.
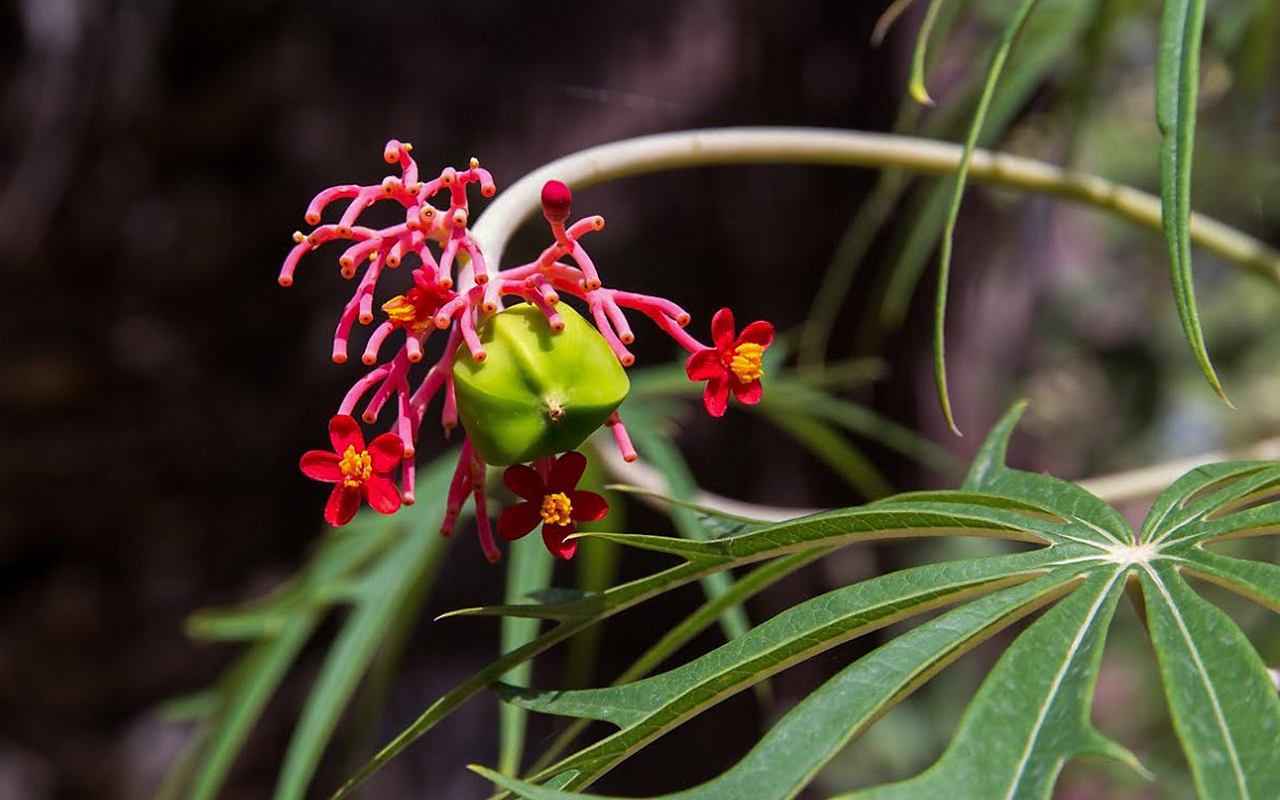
[382, 281, 455, 333]
[497, 451, 608, 559]
[685, 308, 775, 417]
[300, 415, 405, 526]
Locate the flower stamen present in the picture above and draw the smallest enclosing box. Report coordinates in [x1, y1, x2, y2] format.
[540, 492, 573, 526]
[727, 342, 765, 383]
[339, 445, 373, 487]
[383, 295, 419, 327]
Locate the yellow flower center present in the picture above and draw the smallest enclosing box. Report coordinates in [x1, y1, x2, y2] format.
[339, 445, 372, 487]
[540, 492, 573, 526]
[378, 294, 419, 326]
[728, 342, 765, 383]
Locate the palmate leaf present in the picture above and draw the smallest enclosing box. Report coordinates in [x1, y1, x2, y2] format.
[480, 404, 1280, 800]
[330, 433, 1051, 799]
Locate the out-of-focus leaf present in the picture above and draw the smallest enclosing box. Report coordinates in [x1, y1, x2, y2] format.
[273, 458, 456, 800]
[627, 418, 753, 642]
[497, 533, 555, 776]
[908, 0, 947, 105]
[761, 408, 893, 499]
[932, 0, 1043, 433]
[159, 455, 457, 800]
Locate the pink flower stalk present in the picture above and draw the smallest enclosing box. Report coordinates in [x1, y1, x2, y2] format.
[284, 141, 775, 560]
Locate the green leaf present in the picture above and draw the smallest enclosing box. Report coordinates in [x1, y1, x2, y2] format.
[1157, 0, 1229, 403]
[760, 408, 893, 499]
[1129, 458, 1280, 550]
[839, 571, 1139, 800]
[562, 453, 624, 689]
[498, 549, 1080, 792]
[763, 381, 960, 475]
[477, 406, 1278, 799]
[933, 0, 1043, 433]
[498, 532, 555, 776]
[478, 570, 1089, 800]
[272, 457, 456, 800]
[871, 0, 1100, 341]
[1177, 549, 1280, 613]
[627, 420, 754, 641]
[330, 466, 1050, 799]
[908, 0, 946, 105]
[522, 549, 823, 781]
[182, 619, 316, 800]
[1140, 561, 1280, 800]
[328, 403, 1280, 800]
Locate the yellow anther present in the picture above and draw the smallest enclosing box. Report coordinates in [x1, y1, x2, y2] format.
[728, 343, 765, 383]
[338, 445, 372, 487]
[469, 157, 479, 169]
[540, 492, 573, 526]
[382, 295, 417, 324]
[292, 230, 306, 243]
[403, 142, 413, 152]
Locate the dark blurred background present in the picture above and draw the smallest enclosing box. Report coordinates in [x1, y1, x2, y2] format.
[0, 2, 905, 798]
[3, 1, 1278, 799]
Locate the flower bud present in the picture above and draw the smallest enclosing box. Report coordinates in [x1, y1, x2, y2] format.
[452, 303, 629, 465]
[540, 180, 572, 224]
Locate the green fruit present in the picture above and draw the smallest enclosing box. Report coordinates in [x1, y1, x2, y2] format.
[452, 302, 629, 466]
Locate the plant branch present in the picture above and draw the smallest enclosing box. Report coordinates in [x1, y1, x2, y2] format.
[469, 127, 1280, 284]
[597, 434, 1280, 521]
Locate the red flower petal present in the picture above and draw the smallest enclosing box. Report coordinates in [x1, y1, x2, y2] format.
[549, 451, 588, 492]
[328, 415, 365, 454]
[367, 432, 405, 473]
[503, 464, 545, 501]
[324, 484, 361, 526]
[710, 308, 737, 350]
[300, 450, 343, 482]
[731, 377, 763, 405]
[736, 320, 775, 349]
[703, 373, 730, 417]
[542, 521, 578, 559]
[685, 348, 723, 381]
[364, 474, 402, 515]
[497, 501, 543, 541]
[568, 490, 608, 522]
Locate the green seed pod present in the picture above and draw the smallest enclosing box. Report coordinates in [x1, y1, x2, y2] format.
[452, 303, 629, 466]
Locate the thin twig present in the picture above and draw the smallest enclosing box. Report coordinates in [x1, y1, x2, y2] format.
[597, 434, 1280, 521]
[1076, 436, 1280, 505]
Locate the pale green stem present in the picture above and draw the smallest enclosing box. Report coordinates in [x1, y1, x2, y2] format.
[468, 126, 1280, 283]
[598, 434, 1280, 519]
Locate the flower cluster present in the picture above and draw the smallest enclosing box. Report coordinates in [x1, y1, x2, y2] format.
[285, 140, 774, 561]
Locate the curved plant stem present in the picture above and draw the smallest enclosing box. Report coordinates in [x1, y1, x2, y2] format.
[468, 127, 1280, 285]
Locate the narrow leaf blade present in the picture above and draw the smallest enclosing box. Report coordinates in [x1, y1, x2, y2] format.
[1156, 0, 1229, 402]
[1141, 562, 1280, 800]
